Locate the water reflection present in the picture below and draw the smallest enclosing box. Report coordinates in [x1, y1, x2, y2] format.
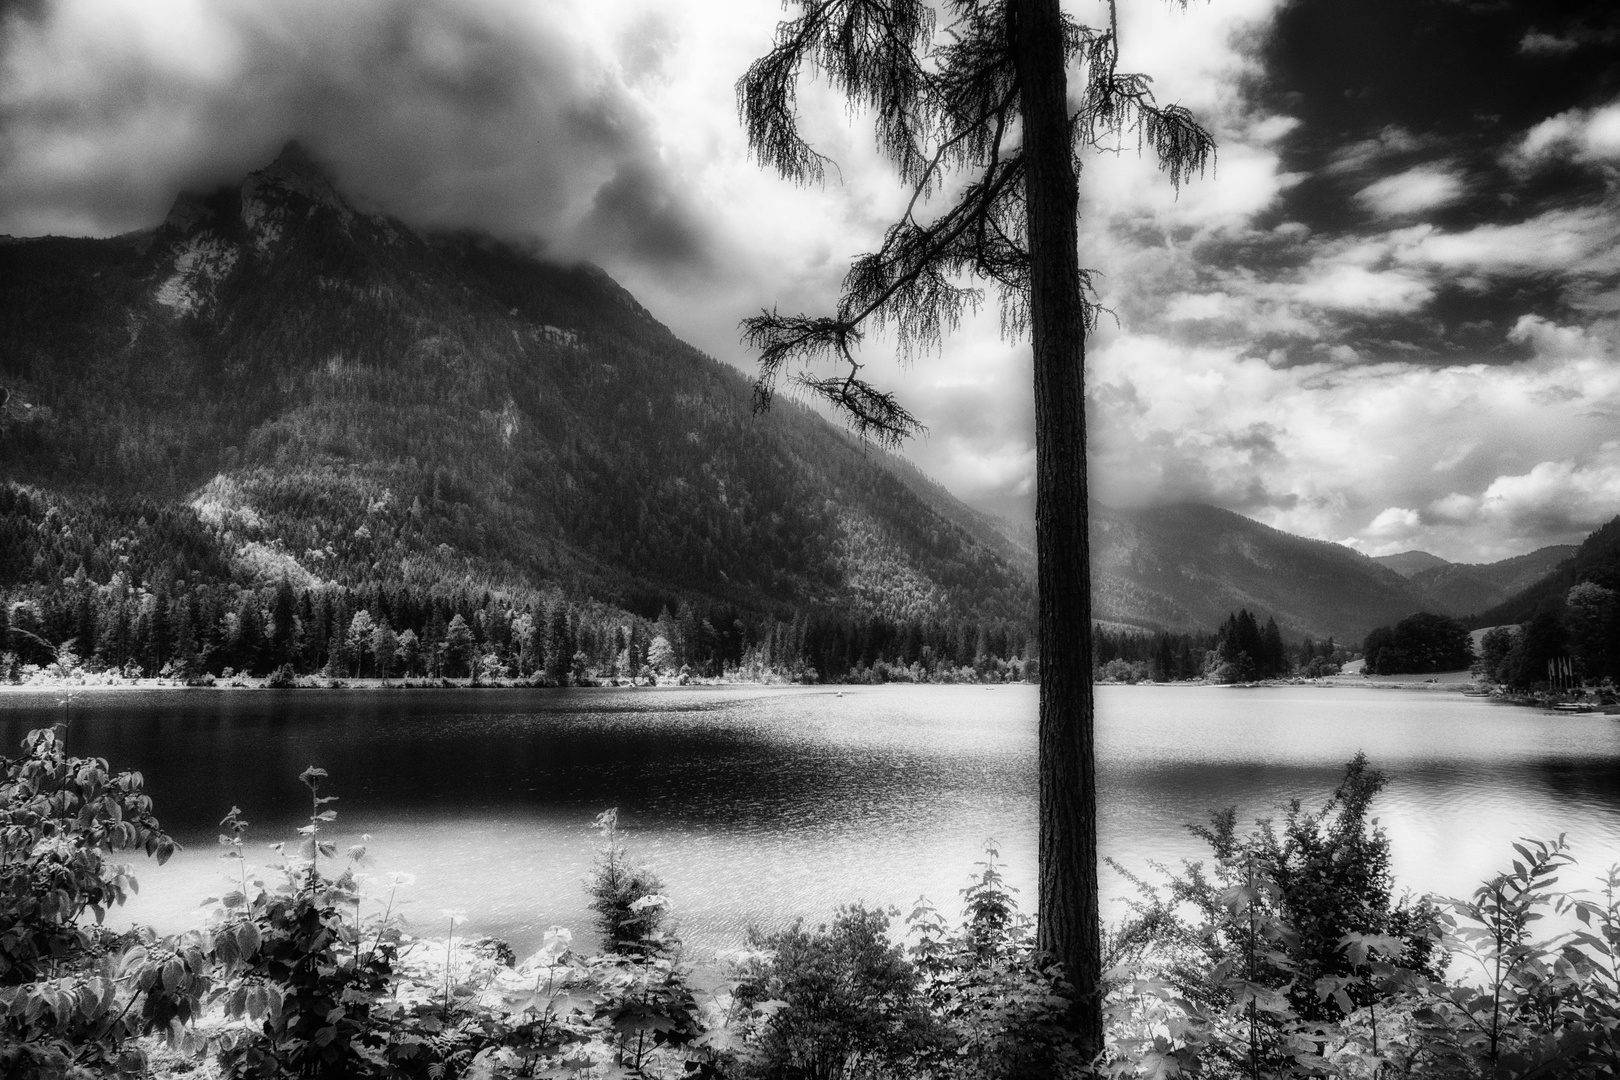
[1, 684, 1617, 957]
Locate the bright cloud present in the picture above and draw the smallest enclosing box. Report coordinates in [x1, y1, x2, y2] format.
[1364, 507, 1423, 540]
[1479, 448, 1620, 536]
[1084, 314, 1620, 561]
[1356, 166, 1466, 218]
[1388, 208, 1620, 278]
[1292, 264, 1433, 313]
[1511, 97, 1620, 168]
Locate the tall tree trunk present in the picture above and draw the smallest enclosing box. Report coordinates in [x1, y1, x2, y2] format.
[1013, 0, 1101, 1056]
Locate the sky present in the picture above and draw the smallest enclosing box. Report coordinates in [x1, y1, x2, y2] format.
[2, 0, 1619, 562]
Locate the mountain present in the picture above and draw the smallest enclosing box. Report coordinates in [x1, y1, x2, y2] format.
[1373, 550, 1451, 578]
[0, 143, 1031, 628]
[8, 142, 1598, 664]
[1402, 564, 1511, 619]
[1470, 545, 1583, 597]
[1474, 517, 1620, 627]
[1088, 509, 1583, 641]
[1089, 502, 1422, 643]
[1368, 545, 1578, 618]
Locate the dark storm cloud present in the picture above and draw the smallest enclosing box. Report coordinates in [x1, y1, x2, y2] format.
[582, 158, 709, 271]
[0, 0, 709, 272]
[0, 0, 45, 23]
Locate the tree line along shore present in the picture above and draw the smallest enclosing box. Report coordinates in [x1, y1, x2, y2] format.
[1, 573, 1038, 688]
[8, 565, 1614, 696]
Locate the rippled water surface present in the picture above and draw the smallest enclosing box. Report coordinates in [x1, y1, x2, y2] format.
[2, 684, 1617, 957]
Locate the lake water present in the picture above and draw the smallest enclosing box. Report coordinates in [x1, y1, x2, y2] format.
[2, 684, 1618, 960]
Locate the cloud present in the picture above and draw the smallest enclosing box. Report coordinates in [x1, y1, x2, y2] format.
[579, 158, 708, 270]
[1427, 492, 1480, 523]
[1510, 97, 1620, 169]
[1519, 30, 1582, 55]
[1355, 166, 1465, 218]
[0, 0, 716, 269]
[1324, 126, 1431, 176]
[1477, 447, 1620, 539]
[1292, 264, 1432, 313]
[1364, 507, 1423, 540]
[1083, 311, 1620, 561]
[1388, 207, 1620, 279]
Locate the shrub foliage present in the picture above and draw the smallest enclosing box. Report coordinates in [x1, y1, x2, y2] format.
[6, 727, 1620, 1079]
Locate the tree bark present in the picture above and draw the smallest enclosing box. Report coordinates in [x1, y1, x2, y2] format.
[1012, 0, 1101, 1057]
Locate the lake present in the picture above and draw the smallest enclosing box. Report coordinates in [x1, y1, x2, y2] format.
[2, 683, 1617, 960]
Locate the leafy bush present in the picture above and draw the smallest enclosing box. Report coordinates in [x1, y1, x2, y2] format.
[205, 770, 431, 1079]
[1106, 757, 1436, 1076]
[15, 726, 1620, 1080]
[727, 848, 1083, 1080]
[732, 904, 938, 1080]
[0, 727, 189, 1079]
[1105, 759, 1620, 1078]
[198, 785, 740, 1080]
[263, 663, 298, 688]
[1370, 836, 1620, 1077]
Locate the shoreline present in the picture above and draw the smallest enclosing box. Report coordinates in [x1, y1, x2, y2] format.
[0, 675, 779, 694]
[3, 674, 1609, 713]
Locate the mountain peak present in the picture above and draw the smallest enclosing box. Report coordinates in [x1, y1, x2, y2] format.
[272, 139, 318, 171]
[246, 140, 348, 214]
[235, 139, 353, 251]
[162, 190, 214, 233]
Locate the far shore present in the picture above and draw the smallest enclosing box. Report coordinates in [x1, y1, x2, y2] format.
[3, 671, 1611, 713]
[0, 675, 762, 694]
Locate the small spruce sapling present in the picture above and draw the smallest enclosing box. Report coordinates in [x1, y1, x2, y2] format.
[587, 808, 670, 957]
[909, 844, 1084, 1080]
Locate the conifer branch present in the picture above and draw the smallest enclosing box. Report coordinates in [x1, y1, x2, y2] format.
[739, 0, 1209, 444]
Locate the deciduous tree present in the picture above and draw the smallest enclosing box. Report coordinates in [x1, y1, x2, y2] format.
[396, 627, 421, 677]
[445, 613, 475, 680]
[737, 0, 1213, 1052]
[370, 618, 397, 683]
[346, 609, 376, 679]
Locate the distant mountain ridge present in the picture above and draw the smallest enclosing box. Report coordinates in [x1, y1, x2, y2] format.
[0, 143, 1031, 625]
[1372, 545, 1578, 619]
[1373, 551, 1451, 578]
[1474, 517, 1620, 627]
[1089, 507, 1589, 642]
[1089, 502, 1419, 642]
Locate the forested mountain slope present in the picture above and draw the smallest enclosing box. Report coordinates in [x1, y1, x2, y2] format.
[1474, 517, 1620, 626]
[0, 143, 1030, 630]
[1372, 551, 1451, 578]
[1372, 545, 1577, 617]
[1089, 502, 1424, 642]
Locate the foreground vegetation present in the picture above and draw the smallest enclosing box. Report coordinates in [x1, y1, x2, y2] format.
[8, 727, 1620, 1079]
